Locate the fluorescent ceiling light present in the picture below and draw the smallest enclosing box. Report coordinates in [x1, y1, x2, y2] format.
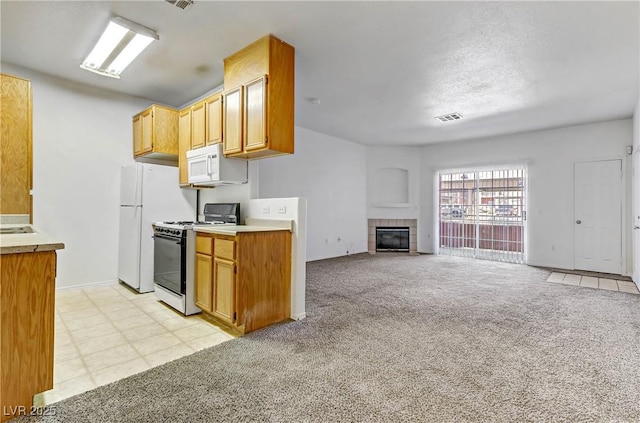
[81, 17, 158, 79]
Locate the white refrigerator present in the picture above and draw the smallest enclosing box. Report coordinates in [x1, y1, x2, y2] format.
[118, 163, 196, 293]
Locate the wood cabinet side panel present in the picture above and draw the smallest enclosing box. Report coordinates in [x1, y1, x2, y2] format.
[1, 251, 55, 418]
[178, 108, 191, 185]
[267, 37, 295, 155]
[236, 231, 291, 333]
[152, 106, 179, 155]
[0, 74, 32, 215]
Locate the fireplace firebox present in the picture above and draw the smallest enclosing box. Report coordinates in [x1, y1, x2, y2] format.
[376, 227, 410, 252]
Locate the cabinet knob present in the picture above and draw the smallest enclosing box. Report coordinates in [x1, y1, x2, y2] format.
[576, 220, 582, 224]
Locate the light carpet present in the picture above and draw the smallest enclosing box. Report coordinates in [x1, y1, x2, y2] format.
[17, 254, 640, 422]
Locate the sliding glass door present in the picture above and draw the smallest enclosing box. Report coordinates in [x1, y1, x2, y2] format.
[438, 167, 527, 264]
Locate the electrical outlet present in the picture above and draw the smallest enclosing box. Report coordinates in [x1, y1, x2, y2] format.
[278, 206, 287, 214]
[262, 206, 270, 214]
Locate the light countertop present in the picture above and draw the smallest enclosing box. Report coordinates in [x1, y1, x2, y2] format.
[193, 221, 292, 236]
[0, 224, 65, 254]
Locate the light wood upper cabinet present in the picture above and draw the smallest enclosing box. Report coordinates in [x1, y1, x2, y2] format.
[191, 100, 206, 149]
[0, 74, 32, 219]
[244, 76, 268, 152]
[205, 92, 223, 145]
[133, 115, 142, 156]
[178, 107, 191, 186]
[132, 105, 179, 160]
[140, 109, 153, 153]
[223, 87, 243, 155]
[223, 34, 294, 159]
[177, 90, 224, 186]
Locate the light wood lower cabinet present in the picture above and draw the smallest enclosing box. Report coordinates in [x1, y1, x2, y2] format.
[194, 252, 212, 312]
[195, 230, 291, 334]
[1, 251, 57, 422]
[212, 257, 235, 323]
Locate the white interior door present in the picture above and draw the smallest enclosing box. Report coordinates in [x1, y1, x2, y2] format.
[574, 160, 622, 274]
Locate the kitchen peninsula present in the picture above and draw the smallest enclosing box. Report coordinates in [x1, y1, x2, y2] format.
[0, 223, 64, 422]
[193, 222, 292, 335]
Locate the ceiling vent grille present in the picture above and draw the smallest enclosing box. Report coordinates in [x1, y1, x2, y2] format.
[165, 0, 194, 10]
[435, 113, 463, 122]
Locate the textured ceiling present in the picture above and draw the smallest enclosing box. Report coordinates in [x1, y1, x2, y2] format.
[1, 1, 638, 146]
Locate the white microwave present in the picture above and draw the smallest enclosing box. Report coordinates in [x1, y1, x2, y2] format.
[186, 144, 247, 186]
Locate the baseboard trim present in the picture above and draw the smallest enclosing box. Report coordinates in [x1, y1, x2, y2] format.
[291, 312, 306, 321]
[55, 279, 119, 291]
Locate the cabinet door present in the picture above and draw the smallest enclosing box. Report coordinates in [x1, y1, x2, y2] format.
[191, 101, 206, 149]
[223, 87, 243, 155]
[178, 108, 191, 185]
[132, 115, 142, 156]
[1, 74, 32, 216]
[244, 75, 268, 152]
[205, 93, 222, 145]
[194, 253, 213, 312]
[213, 257, 235, 323]
[141, 109, 153, 153]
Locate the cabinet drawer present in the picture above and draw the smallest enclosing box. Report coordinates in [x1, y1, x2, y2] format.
[196, 236, 212, 255]
[214, 239, 235, 260]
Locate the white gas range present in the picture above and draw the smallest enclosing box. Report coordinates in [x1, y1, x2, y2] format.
[152, 203, 240, 315]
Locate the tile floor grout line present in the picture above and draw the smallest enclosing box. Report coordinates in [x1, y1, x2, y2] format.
[44, 281, 236, 405]
[545, 271, 639, 294]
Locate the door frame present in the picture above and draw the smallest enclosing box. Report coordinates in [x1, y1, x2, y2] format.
[573, 157, 630, 276]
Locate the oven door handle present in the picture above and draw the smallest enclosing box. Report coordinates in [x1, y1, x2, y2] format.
[153, 234, 182, 244]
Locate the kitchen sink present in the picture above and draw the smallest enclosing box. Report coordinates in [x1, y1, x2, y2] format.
[0, 226, 34, 234]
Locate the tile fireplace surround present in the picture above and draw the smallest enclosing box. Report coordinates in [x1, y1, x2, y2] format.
[368, 219, 418, 255]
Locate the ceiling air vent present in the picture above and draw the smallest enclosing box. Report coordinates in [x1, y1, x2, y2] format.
[165, 0, 194, 10]
[435, 113, 463, 122]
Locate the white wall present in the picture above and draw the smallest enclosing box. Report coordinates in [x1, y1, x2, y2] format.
[1, 63, 153, 288]
[246, 198, 307, 320]
[420, 119, 634, 274]
[633, 101, 640, 282]
[258, 126, 367, 261]
[366, 147, 421, 219]
[196, 162, 258, 221]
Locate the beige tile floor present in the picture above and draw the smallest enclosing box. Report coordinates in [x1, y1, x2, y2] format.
[35, 282, 234, 406]
[546, 272, 640, 294]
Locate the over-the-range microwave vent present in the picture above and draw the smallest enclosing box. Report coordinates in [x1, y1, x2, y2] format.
[435, 113, 463, 123]
[165, 0, 194, 10]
